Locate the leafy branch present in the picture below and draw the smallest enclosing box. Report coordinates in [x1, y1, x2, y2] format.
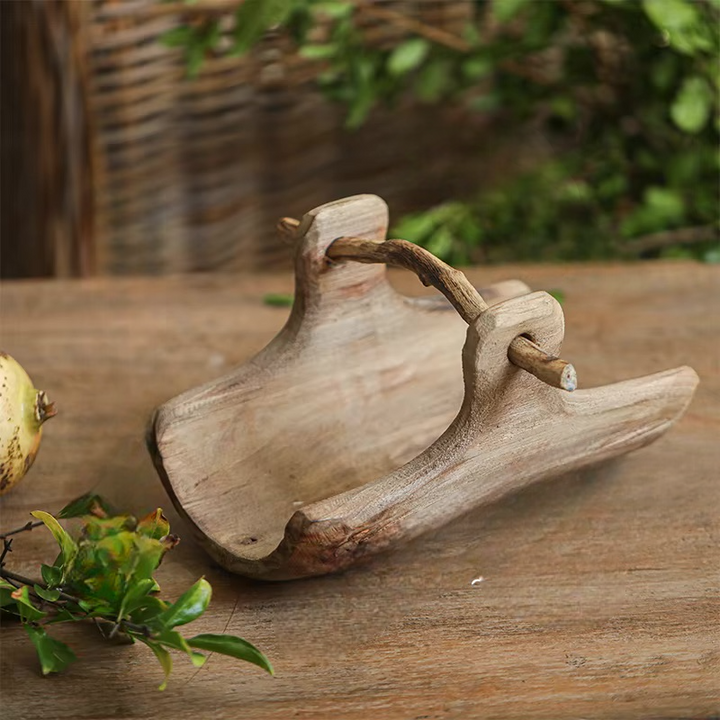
[0, 494, 273, 690]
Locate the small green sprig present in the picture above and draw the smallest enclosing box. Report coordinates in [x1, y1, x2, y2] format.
[263, 292, 294, 307]
[0, 494, 273, 690]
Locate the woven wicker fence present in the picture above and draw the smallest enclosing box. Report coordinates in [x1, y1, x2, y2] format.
[3, 0, 500, 277]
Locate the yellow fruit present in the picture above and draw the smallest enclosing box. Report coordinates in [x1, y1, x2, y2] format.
[0, 352, 56, 495]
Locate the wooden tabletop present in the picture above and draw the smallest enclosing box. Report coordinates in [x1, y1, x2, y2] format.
[1, 262, 718, 719]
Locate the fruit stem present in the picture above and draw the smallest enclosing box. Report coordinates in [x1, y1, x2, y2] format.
[35, 391, 57, 424]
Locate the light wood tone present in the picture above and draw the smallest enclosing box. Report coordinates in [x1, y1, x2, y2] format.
[150, 196, 697, 581]
[0, 259, 717, 718]
[282, 220, 576, 390]
[507, 335, 577, 392]
[326, 234, 576, 390]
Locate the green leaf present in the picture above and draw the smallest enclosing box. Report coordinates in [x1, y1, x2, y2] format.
[186, 43, 205, 79]
[641, 0, 712, 55]
[344, 54, 378, 129]
[160, 25, 194, 48]
[58, 493, 115, 519]
[387, 39, 430, 77]
[492, 0, 532, 23]
[129, 595, 168, 625]
[620, 186, 686, 237]
[0, 586, 17, 607]
[135, 636, 173, 691]
[44, 607, 81, 624]
[40, 564, 62, 587]
[117, 578, 156, 622]
[299, 44, 338, 60]
[158, 578, 211, 629]
[233, 0, 293, 56]
[392, 212, 438, 242]
[11, 586, 47, 622]
[30, 511, 77, 567]
[78, 599, 115, 617]
[25, 625, 77, 675]
[547, 288, 566, 304]
[188, 633, 274, 675]
[462, 57, 492, 80]
[703, 245, 720, 263]
[550, 96, 577, 121]
[82, 515, 137, 541]
[345, 92, 375, 129]
[671, 76, 713, 134]
[65, 528, 166, 611]
[462, 22, 482, 45]
[645, 186, 685, 220]
[132, 535, 169, 582]
[136, 509, 170, 540]
[424, 227, 454, 260]
[263, 293, 294, 307]
[311, 2, 353, 20]
[156, 628, 207, 667]
[642, 0, 698, 31]
[415, 60, 452, 102]
[34, 584, 61, 602]
[203, 19, 221, 50]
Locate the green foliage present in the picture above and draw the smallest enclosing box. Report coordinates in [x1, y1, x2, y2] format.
[392, 202, 482, 265]
[263, 292, 294, 307]
[24, 624, 77, 675]
[187, 633, 273, 674]
[671, 75, 714, 132]
[547, 289, 566, 305]
[492, 0, 532, 24]
[30, 511, 77, 569]
[57, 493, 115, 519]
[163, 0, 719, 262]
[160, 20, 221, 78]
[232, 0, 295, 57]
[387, 39, 431, 77]
[12, 585, 48, 623]
[0, 495, 273, 689]
[157, 578, 211, 628]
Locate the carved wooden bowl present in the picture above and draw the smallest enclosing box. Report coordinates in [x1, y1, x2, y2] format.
[149, 195, 698, 580]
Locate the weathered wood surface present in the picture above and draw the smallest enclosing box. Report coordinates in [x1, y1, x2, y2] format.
[0, 262, 718, 718]
[152, 196, 695, 581]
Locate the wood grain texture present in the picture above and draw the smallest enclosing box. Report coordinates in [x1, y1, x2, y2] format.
[327, 233, 577, 390]
[0, 0, 95, 278]
[151, 196, 696, 580]
[0, 261, 718, 718]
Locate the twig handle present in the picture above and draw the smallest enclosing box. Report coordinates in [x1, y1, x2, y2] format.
[328, 237, 488, 323]
[327, 236, 576, 392]
[279, 219, 576, 392]
[508, 336, 577, 392]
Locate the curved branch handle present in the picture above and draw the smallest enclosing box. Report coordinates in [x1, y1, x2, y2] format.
[328, 237, 487, 322]
[327, 235, 577, 392]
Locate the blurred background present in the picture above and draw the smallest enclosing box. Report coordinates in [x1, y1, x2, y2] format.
[1, 0, 718, 278]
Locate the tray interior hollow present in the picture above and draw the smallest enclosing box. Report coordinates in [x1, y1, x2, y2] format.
[154, 295, 468, 562]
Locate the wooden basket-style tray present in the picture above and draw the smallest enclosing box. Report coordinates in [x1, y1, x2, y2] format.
[149, 195, 698, 580]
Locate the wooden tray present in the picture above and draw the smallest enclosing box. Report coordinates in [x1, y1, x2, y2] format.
[149, 195, 698, 580]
